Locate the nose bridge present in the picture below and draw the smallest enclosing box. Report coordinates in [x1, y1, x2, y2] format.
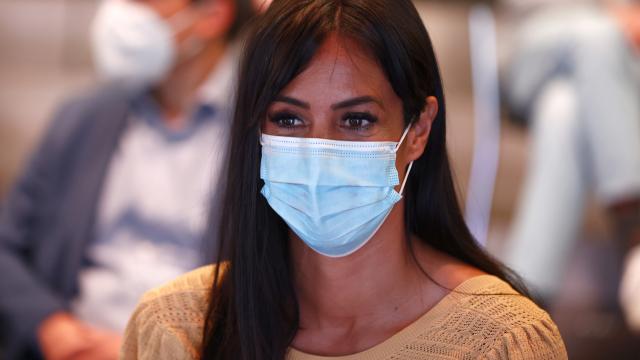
[306, 127, 330, 140]
[305, 107, 334, 139]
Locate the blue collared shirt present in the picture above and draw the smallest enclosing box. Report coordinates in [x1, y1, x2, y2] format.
[72, 45, 238, 332]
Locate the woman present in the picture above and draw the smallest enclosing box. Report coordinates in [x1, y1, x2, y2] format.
[121, 0, 567, 358]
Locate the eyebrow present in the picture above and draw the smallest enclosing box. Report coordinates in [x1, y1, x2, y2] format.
[274, 96, 310, 109]
[274, 95, 384, 110]
[331, 96, 384, 110]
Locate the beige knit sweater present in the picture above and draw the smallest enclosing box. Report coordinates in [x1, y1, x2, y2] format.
[121, 266, 567, 359]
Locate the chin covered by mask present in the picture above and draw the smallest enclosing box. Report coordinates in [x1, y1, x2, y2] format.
[91, 0, 178, 85]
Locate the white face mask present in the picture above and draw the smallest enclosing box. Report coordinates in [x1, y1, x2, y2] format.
[91, 0, 190, 85]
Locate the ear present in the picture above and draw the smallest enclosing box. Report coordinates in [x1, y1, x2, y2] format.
[405, 96, 438, 162]
[193, 0, 236, 40]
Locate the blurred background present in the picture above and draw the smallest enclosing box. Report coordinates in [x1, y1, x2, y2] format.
[1, 0, 639, 359]
[0, 0, 98, 195]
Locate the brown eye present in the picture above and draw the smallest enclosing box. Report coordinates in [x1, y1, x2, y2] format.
[348, 118, 364, 127]
[342, 112, 378, 130]
[281, 118, 297, 127]
[268, 112, 303, 128]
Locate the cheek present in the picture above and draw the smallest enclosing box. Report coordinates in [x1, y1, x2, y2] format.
[395, 147, 410, 171]
[261, 119, 275, 133]
[393, 150, 412, 193]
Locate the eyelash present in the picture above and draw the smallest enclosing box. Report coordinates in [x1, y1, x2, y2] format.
[268, 112, 303, 128]
[341, 112, 378, 131]
[267, 111, 379, 131]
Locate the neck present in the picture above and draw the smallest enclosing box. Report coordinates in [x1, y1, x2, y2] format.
[152, 39, 227, 129]
[292, 202, 426, 330]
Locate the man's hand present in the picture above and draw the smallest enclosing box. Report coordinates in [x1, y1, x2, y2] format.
[79, 327, 123, 360]
[37, 312, 122, 360]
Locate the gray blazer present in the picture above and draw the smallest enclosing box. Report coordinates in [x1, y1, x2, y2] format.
[0, 84, 222, 359]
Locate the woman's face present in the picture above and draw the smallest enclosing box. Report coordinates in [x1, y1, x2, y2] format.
[262, 34, 437, 191]
[262, 34, 406, 143]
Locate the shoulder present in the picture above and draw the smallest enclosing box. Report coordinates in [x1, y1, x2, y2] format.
[138, 264, 219, 304]
[39, 83, 138, 155]
[51, 82, 137, 128]
[120, 264, 224, 360]
[430, 275, 567, 359]
[409, 242, 566, 358]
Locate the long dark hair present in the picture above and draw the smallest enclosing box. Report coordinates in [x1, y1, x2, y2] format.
[203, 1, 527, 359]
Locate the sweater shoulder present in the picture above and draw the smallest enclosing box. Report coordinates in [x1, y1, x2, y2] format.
[121, 264, 224, 360]
[139, 264, 219, 304]
[426, 275, 567, 359]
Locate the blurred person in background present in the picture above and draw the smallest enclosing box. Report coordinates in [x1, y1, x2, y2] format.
[501, 0, 640, 329]
[0, 0, 255, 359]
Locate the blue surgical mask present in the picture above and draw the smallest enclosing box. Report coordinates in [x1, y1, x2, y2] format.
[260, 126, 413, 257]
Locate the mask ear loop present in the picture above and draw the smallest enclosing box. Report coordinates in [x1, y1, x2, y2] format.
[399, 161, 413, 195]
[395, 123, 414, 196]
[394, 125, 412, 152]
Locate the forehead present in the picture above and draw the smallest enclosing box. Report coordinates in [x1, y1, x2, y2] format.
[279, 34, 396, 104]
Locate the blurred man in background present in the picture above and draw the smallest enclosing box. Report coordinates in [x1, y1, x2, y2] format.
[0, 0, 254, 358]
[501, 0, 640, 330]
